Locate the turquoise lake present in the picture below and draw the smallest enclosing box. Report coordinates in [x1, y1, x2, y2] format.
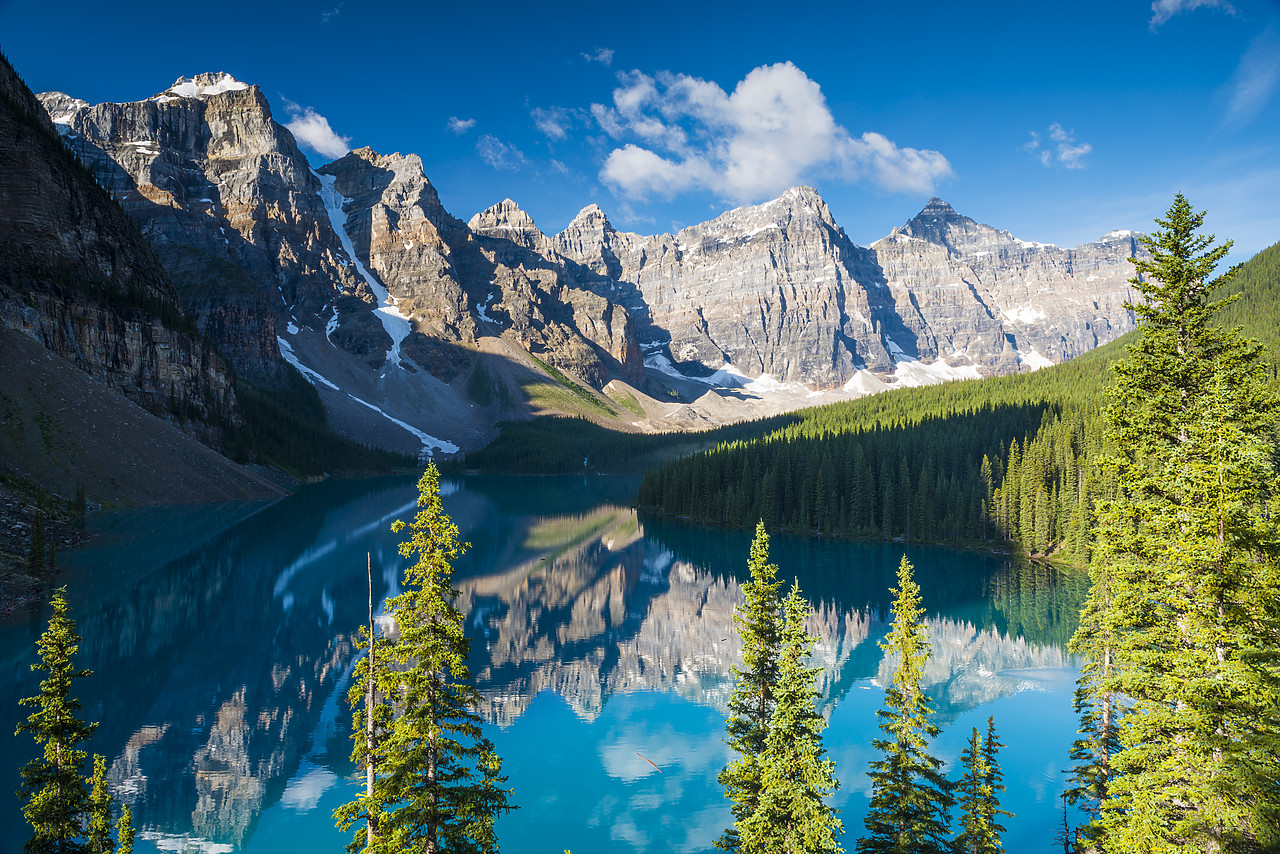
[0, 473, 1089, 853]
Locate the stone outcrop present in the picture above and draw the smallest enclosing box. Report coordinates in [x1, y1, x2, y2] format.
[37, 74, 367, 380]
[1, 56, 235, 436]
[30, 67, 1145, 448]
[870, 198, 1140, 370]
[321, 148, 645, 388]
[553, 189, 1142, 387]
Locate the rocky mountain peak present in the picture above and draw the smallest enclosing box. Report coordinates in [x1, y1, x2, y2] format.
[919, 196, 959, 217]
[326, 147, 441, 207]
[902, 197, 975, 236]
[36, 92, 87, 126]
[677, 185, 838, 248]
[468, 199, 545, 240]
[762, 185, 834, 223]
[568, 203, 610, 229]
[157, 72, 251, 101]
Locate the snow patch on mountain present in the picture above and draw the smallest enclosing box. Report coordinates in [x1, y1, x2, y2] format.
[154, 73, 249, 102]
[277, 336, 339, 390]
[1001, 306, 1048, 325]
[891, 356, 984, 387]
[277, 335, 456, 457]
[1017, 349, 1055, 371]
[476, 286, 501, 324]
[314, 171, 412, 369]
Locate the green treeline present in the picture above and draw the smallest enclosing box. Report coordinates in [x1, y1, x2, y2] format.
[461, 413, 799, 475]
[639, 239, 1280, 562]
[229, 366, 415, 476]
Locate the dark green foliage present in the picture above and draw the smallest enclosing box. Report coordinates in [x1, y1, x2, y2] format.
[85, 756, 113, 854]
[16, 587, 96, 854]
[465, 364, 510, 408]
[28, 512, 46, 575]
[719, 528, 842, 853]
[463, 414, 797, 475]
[637, 237, 1280, 564]
[859, 557, 952, 854]
[742, 583, 843, 853]
[227, 365, 413, 476]
[1070, 196, 1280, 850]
[113, 808, 133, 854]
[334, 465, 515, 853]
[718, 522, 785, 850]
[954, 718, 1010, 854]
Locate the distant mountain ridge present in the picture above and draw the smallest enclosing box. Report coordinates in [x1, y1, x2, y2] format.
[34, 71, 1144, 454]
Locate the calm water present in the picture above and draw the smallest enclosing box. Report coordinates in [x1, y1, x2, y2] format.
[0, 474, 1089, 854]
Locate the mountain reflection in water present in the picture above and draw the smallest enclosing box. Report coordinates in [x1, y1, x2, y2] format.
[0, 474, 1086, 854]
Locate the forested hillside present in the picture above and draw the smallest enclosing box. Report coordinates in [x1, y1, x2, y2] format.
[637, 240, 1280, 562]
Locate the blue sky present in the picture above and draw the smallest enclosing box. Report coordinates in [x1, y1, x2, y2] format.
[3, 0, 1278, 259]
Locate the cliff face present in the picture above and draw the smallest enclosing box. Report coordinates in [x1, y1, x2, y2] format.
[553, 190, 1141, 388]
[37, 74, 367, 381]
[556, 187, 891, 386]
[869, 198, 1140, 370]
[320, 148, 645, 387]
[0, 58, 235, 435]
[29, 68, 1145, 453]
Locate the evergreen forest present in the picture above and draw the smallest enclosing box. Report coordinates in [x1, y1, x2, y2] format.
[637, 239, 1280, 564]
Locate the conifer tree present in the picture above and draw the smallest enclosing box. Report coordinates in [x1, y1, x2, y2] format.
[1070, 195, 1280, 850]
[741, 582, 843, 854]
[114, 808, 133, 854]
[86, 755, 113, 854]
[954, 717, 1010, 854]
[334, 464, 515, 854]
[858, 556, 952, 854]
[16, 586, 95, 854]
[718, 521, 784, 852]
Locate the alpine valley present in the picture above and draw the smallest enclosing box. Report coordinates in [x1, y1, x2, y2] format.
[12, 65, 1144, 470]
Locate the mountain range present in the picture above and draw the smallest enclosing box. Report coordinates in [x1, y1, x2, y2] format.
[11, 65, 1143, 465]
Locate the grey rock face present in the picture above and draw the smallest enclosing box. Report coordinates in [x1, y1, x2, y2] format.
[33, 68, 1142, 440]
[870, 198, 1139, 370]
[554, 190, 1141, 387]
[319, 148, 645, 387]
[37, 76, 367, 379]
[555, 187, 887, 385]
[2, 57, 235, 438]
[318, 147, 472, 344]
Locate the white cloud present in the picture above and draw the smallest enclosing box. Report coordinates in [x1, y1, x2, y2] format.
[1150, 0, 1236, 31]
[282, 101, 351, 160]
[582, 47, 615, 66]
[476, 135, 527, 171]
[1224, 30, 1280, 128]
[1024, 123, 1092, 170]
[592, 62, 952, 203]
[531, 106, 583, 140]
[320, 3, 343, 23]
[447, 116, 477, 135]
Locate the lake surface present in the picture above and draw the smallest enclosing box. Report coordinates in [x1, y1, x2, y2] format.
[0, 474, 1089, 854]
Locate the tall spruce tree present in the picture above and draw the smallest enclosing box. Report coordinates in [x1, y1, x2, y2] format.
[741, 582, 843, 854]
[85, 755, 113, 854]
[718, 521, 785, 852]
[334, 464, 515, 854]
[954, 717, 1010, 854]
[1069, 195, 1280, 851]
[858, 556, 952, 854]
[114, 808, 132, 854]
[16, 587, 95, 854]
